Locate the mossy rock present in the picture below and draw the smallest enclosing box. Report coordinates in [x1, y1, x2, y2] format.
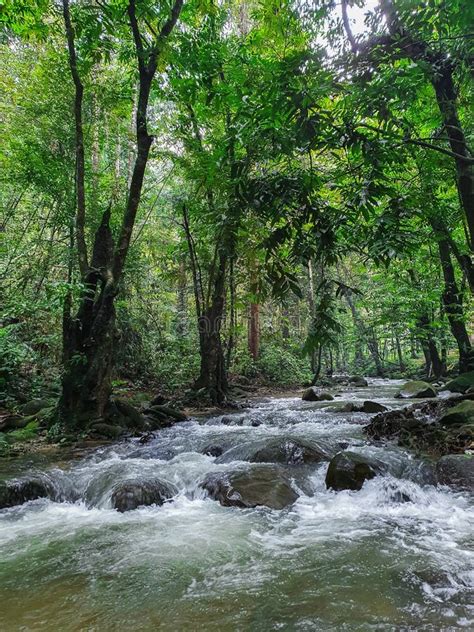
[147, 405, 187, 422]
[20, 398, 53, 416]
[439, 400, 474, 427]
[444, 371, 474, 394]
[113, 399, 146, 430]
[396, 381, 437, 399]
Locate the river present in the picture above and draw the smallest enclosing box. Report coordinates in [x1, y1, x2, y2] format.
[0, 379, 473, 630]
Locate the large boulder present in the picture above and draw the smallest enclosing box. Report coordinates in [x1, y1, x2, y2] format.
[0, 414, 29, 432]
[439, 400, 474, 427]
[111, 478, 177, 512]
[436, 455, 474, 491]
[0, 475, 57, 509]
[396, 381, 437, 399]
[201, 465, 299, 509]
[444, 371, 474, 394]
[20, 398, 53, 416]
[362, 401, 388, 413]
[325, 452, 386, 491]
[145, 404, 188, 424]
[302, 387, 334, 402]
[349, 376, 368, 387]
[113, 399, 146, 430]
[249, 438, 332, 465]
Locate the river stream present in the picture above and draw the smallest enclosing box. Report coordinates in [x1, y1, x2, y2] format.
[1, 380, 473, 630]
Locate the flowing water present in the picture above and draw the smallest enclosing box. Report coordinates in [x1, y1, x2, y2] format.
[1, 380, 473, 631]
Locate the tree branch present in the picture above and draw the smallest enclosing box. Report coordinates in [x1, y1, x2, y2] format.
[62, 0, 89, 278]
[341, 0, 357, 53]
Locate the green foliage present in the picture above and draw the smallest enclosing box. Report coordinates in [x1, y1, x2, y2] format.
[1, 0, 472, 411]
[0, 326, 30, 403]
[234, 343, 312, 386]
[8, 421, 39, 442]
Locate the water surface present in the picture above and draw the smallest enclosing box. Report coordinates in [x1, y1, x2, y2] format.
[1, 380, 473, 630]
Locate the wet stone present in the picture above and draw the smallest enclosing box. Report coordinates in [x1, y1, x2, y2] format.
[111, 478, 178, 512]
[201, 465, 299, 510]
[325, 451, 386, 492]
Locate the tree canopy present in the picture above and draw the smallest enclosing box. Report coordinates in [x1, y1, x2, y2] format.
[1, 0, 473, 423]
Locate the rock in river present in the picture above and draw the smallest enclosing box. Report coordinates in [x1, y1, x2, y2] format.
[349, 376, 368, 387]
[439, 400, 474, 427]
[249, 438, 332, 465]
[111, 478, 178, 512]
[0, 475, 58, 509]
[201, 465, 299, 509]
[362, 401, 388, 413]
[436, 455, 474, 491]
[325, 451, 386, 491]
[444, 371, 474, 394]
[396, 381, 437, 399]
[302, 387, 334, 402]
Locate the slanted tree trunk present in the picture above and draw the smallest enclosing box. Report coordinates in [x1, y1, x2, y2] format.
[344, 0, 474, 253]
[59, 0, 183, 427]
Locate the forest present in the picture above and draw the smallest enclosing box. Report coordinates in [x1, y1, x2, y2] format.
[0, 0, 473, 630]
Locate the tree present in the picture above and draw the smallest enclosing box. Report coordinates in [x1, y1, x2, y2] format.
[59, 0, 184, 426]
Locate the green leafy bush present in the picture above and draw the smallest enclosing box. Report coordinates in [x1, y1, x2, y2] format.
[0, 325, 30, 404]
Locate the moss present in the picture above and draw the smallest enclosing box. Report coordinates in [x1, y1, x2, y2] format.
[445, 371, 474, 394]
[8, 420, 39, 442]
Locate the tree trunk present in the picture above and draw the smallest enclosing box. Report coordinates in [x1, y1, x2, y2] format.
[176, 258, 187, 336]
[432, 65, 474, 251]
[311, 345, 323, 384]
[226, 256, 236, 370]
[194, 252, 228, 404]
[344, 291, 364, 367]
[416, 315, 444, 378]
[60, 208, 116, 425]
[59, 0, 183, 426]
[248, 302, 260, 361]
[395, 333, 405, 373]
[437, 237, 473, 372]
[281, 306, 290, 340]
[367, 327, 384, 376]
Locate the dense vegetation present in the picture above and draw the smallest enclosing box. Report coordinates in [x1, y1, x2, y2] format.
[1, 0, 473, 436]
